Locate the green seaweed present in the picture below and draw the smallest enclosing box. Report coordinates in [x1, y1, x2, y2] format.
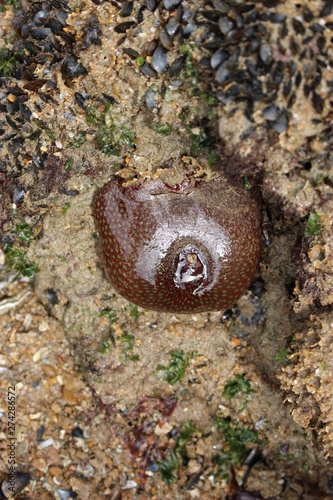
[5, 245, 38, 278]
[45, 122, 56, 141]
[97, 123, 135, 156]
[98, 308, 117, 322]
[176, 420, 198, 455]
[100, 337, 113, 355]
[68, 132, 86, 148]
[85, 106, 98, 125]
[98, 309, 117, 355]
[213, 417, 260, 479]
[119, 125, 136, 149]
[274, 347, 289, 365]
[157, 448, 179, 484]
[182, 54, 199, 79]
[201, 92, 218, 107]
[4, 221, 38, 278]
[16, 221, 33, 244]
[157, 420, 200, 484]
[155, 350, 190, 385]
[190, 130, 216, 156]
[0, 0, 21, 10]
[135, 56, 145, 66]
[129, 304, 140, 321]
[98, 125, 121, 156]
[208, 149, 219, 167]
[119, 334, 139, 362]
[304, 211, 320, 236]
[0, 48, 24, 76]
[64, 158, 73, 172]
[222, 374, 253, 400]
[243, 176, 250, 190]
[154, 123, 172, 136]
[315, 174, 324, 185]
[84, 103, 135, 156]
[63, 202, 71, 214]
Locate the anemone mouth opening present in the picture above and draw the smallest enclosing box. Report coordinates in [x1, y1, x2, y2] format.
[173, 243, 208, 295]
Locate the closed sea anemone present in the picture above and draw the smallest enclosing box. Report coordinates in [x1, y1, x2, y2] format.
[93, 173, 262, 313]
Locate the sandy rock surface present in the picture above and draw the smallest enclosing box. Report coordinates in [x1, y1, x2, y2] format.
[1, 0, 333, 497]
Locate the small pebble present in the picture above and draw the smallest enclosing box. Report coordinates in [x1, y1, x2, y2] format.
[56, 490, 76, 500]
[29, 412, 42, 420]
[76, 459, 94, 478]
[31, 456, 46, 469]
[63, 386, 79, 405]
[187, 459, 202, 474]
[155, 422, 173, 435]
[49, 466, 63, 478]
[23, 313, 32, 329]
[145, 89, 158, 109]
[122, 480, 138, 490]
[39, 320, 49, 332]
[0, 249, 5, 266]
[40, 437, 55, 449]
[33, 347, 48, 362]
[189, 488, 200, 498]
[42, 363, 57, 376]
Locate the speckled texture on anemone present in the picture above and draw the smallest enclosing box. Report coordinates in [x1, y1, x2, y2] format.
[93, 175, 263, 313]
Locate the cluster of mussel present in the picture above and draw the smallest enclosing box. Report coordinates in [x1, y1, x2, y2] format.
[11, 1, 88, 80]
[114, 0, 196, 77]
[0, 7, 99, 147]
[0, 0, 89, 175]
[116, 0, 332, 143]
[1, 0, 333, 164]
[117, 0, 202, 77]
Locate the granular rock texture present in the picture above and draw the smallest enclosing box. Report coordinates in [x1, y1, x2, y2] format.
[281, 313, 333, 462]
[0, 0, 333, 497]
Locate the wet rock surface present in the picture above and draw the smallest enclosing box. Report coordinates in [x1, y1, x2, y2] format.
[0, 0, 333, 497]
